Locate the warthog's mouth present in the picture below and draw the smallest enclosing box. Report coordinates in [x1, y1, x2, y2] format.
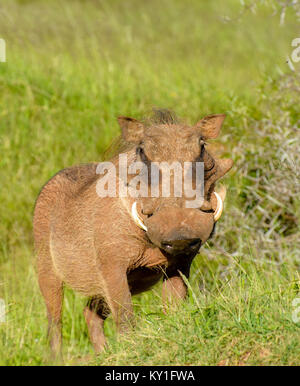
[131, 191, 223, 233]
[160, 238, 202, 255]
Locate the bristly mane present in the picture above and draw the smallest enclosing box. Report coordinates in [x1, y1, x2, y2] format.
[145, 108, 180, 126]
[104, 109, 180, 160]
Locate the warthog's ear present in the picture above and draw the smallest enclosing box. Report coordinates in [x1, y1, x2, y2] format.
[194, 114, 226, 139]
[118, 116, 145, 143]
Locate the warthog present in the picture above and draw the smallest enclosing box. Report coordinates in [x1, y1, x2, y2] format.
[33, 110, 233, 356]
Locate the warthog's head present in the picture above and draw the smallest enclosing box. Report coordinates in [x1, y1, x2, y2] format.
[118, 110, 233, 257]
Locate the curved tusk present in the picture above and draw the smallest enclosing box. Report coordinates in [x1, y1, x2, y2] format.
[131, 202, 148, 231]
[213, 191, 223, 221]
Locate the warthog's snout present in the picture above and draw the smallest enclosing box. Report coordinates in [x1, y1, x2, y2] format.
[145, 207, 215, 256]
[161, 237, 202, 255]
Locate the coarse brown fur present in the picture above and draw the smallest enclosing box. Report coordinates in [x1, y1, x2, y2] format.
[33, 110, 233, 356]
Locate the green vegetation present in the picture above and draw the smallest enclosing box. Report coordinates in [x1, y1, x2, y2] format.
[0, 0, 299, 365]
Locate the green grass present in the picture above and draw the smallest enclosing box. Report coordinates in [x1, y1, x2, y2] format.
[0, 0, 299, 365]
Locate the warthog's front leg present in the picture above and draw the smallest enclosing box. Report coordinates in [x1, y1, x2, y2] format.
[84, 265, 133, 353]
[102, 265, 134, 330]
[162, 261, 192, 311]
[108, 275, 134, 334]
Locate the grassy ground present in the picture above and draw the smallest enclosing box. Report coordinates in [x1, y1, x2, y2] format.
[0, 0, 299, 365]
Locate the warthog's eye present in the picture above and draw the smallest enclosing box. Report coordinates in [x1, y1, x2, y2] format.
[198, 138, 207, 160]
[195, 143, 215, 175]
[136, 146, 144, 158]
[136, 146, 151, 167]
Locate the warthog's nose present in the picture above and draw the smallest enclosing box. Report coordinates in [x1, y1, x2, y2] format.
[160, 238, 201, 255]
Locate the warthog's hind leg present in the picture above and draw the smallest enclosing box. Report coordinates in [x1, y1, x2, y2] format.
[83, 297, 110, 354]
[38, 266, 63, 359]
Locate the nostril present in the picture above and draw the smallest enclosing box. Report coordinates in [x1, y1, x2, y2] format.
[160, 238, 201, 254]
[161, 242, 173, 250]
[188, 238, 201, 248]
